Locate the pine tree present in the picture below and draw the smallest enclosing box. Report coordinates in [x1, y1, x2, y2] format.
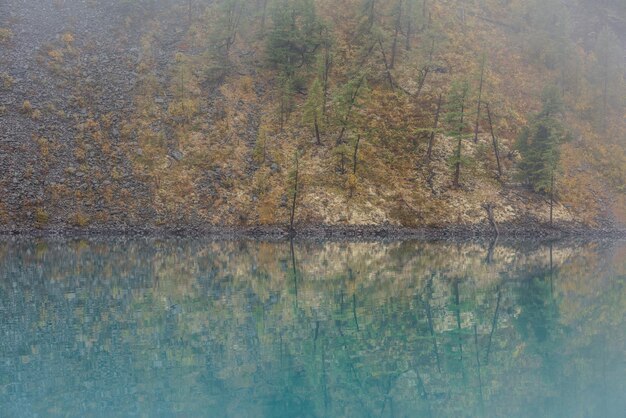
[302, 77, 324, 145]
[445, 80, 470, 188]
[517, 86, 567, 193]
[267, 0, 321, 80]
[268, 0, 322, 124]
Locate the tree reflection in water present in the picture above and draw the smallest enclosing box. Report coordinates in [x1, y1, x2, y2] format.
[0, 238, 624, 417]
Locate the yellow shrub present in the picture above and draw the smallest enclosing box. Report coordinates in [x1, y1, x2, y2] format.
[37, 137, 50, 159]
[21, 100, 33, 114]
[0, 28, 13, 44]
[62, 32, 74, 44]
[72, 212, 89, 227]
[1, 72, 14, 89]
[346, 173, 358, 195]
[35, 208, 49, 227]
[167, 99, 199, 120]
[0, 203, 8, 224]
[239, 76, 254, 94]
[48, 49, 64, 62]
[74, 144, 86, 162]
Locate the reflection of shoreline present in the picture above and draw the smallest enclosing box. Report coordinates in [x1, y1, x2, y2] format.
[0, 240, 624, 418]
[1, 223, 626, 240]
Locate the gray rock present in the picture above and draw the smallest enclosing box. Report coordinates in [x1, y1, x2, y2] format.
[170, 150, 183, 161]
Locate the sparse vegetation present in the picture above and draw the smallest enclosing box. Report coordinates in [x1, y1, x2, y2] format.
[1, 0, 624, 230]
[34, 208, 49, 227]
[1, 72, 14, 89]
[72, 212, 90, 227]
[0, 28, 13, 44]
[21, 100, 33, 114]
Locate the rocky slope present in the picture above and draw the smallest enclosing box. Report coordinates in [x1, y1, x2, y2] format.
[0, 0, 624, 234]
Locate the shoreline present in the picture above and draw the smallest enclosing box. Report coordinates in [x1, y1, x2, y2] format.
[1, 222, 625, 241]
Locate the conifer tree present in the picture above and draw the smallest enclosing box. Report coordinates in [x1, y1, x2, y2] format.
[267, 0, 321, 80]
[302, 78, 324, 145]
[445, 80, 470, 188]
[517, 86, 567, 193]
[268, 0, 322, 125]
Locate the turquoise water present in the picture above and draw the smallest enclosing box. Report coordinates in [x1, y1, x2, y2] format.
[0, 238, 624, 417]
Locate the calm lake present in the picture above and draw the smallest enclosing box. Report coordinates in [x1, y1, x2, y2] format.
[0, 238, 624, 417]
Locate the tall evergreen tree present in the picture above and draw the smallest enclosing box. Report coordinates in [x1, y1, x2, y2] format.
[517, 86, 567, 193]
[445, 80, 470, 188]
[302, 77, 325, 145]
[267, 0, 321, 80]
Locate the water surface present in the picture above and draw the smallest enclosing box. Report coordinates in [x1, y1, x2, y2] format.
[1, 238, 625, 417]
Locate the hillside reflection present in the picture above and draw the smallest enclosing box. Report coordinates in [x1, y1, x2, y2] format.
[0, 239, 625, 417]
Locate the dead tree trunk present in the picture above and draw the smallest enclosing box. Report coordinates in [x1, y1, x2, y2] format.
[483, 203, 499, 237]
[378, 38, 395, 90]
[390, 0, 402, 69]
[473, 54, 486, 143]
[549, 171, 554, 227]
[261, 0, 268, 29]
[426, 93, 443, 162]
[353, 135, 361, 174]
[289, 153, 299, 232]
[339, 151, 346, 174]
[414, 39, 435, 102]
[453, 100, 465, 188]
[405, 0, 413, 50]
[314, 114, 321, 145]
[486, 102, 502, 177]
[322, 36, 332, 117]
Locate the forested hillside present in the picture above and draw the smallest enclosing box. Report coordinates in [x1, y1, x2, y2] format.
[0, 0, 624, 231]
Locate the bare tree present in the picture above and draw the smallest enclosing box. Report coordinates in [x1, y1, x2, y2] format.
[289, 151, 300, 232]
[473, 53, 486, 143]
[426, 93, 443, 162]
[485, 102, 502, 177]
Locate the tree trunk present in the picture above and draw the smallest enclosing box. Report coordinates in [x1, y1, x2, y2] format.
[353, 135, 361, 174]
[366, 0, 376, 31]
[602, 70, 608, 132]
[261, 0, 268, 29]
[336, 75, 365, 145]
[340, 151, 346, 174]
[405, 19, 412, 50]
[549, 171, 554, 227]
[314, 114, 321, 145]
[485, 287, 501, 364]
[390, 1, 402, 69]
[378, 38, 395, 90]
[453, 101, 465, 188]
[426, 93, 442, 162]
[415, 67, 430, 102]
[322, 39, 331, 117]
[484, 203, 499, 237]
[486, 102, 502, 177]
[352, 294, 359, 331]
[473, 55, 485, 143]
[474, 324, 484, 406]
[290, 153, 299, 232]
[415, 39, 435, 102]
[391, 28, 399, 69]
[279, 99, 284, 132]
